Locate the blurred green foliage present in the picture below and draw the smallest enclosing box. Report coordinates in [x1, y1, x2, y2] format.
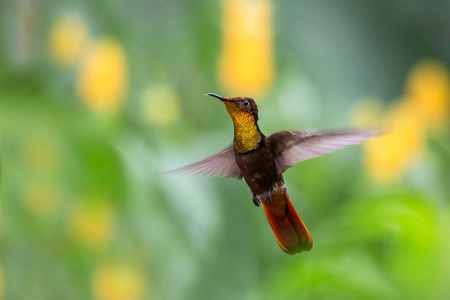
[2, 0, 450, 299]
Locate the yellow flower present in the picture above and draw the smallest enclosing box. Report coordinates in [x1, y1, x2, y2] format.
[217, 0, 274, 98]
[350, 97, 385, 129]
[93, 263, 144, 300]
[355, 59, 450, 185]
[140, 85, 181, 128]
[21, 136, 62, 216]
[69, 200, 115, 250]
[406, 59, 450, 130]
[363, 99, 427, 185]
[48, 12, 89, 67]
[23, 183, 60, 217]
[22, 134, 60, 173]
[77, 37, 128, 113]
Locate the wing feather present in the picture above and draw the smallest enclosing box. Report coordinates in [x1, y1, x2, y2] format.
[269, 129, 383, 173]
[167, 145, 243, 179]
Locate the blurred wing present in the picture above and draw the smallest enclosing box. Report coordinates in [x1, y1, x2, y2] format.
[269, 129, 383, 173]
[167, 145, 243, 179]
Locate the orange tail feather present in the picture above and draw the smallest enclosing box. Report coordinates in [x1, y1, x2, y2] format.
[262, 189, 312, 254]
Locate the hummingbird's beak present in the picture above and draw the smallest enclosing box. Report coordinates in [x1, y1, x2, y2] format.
[206, 93, 225, 101]
[206, 93, 233, 102]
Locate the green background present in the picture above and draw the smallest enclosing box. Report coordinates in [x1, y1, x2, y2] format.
[2, 0, 450, 299]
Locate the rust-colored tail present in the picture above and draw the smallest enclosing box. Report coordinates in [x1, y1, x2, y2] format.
[262, 189, 312, 254]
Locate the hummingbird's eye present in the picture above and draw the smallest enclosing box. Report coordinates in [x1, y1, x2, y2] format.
[243, 100, 250, 107]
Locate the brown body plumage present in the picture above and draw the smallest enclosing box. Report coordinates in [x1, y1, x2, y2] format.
[171, 93, 382, 254]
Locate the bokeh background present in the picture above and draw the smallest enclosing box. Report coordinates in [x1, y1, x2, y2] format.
[2, 0, 450, 299]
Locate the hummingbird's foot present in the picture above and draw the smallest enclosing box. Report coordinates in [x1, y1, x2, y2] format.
[252, 194, 261, 207]
[265, 189, 273, 204]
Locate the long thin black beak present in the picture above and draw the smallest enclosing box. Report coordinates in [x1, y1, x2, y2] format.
[206, 93, 226, 101]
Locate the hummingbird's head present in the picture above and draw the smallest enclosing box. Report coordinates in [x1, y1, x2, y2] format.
[207, 93, 262, 152]
[207, 93, 259, 122]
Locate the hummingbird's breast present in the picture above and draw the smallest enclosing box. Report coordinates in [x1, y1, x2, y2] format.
[235, 140, 283, 196]
[230, 111, 262, 153]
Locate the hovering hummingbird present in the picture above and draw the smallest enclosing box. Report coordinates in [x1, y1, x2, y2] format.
[172, 93, 381, 254]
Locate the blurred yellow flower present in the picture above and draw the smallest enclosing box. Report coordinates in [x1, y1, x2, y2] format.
[363, 100, 427, 185]
[358, 59, 450, 185]
[69, 200, 115, 249]
[22, 135, 60, 172]
[406, 59, 450, 130]
[217, 0, 274, 98]
[48, 12, 89, 67]
[93, 263, 144, 300]
[141, 85, 181, 128]
[77, 37, 128, 113]
[21, 136, 62, 216]
[350, 97, 385, 129]
[23, 183, 60, 217]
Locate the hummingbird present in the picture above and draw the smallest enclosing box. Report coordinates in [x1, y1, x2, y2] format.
[172, 93, 381, 255]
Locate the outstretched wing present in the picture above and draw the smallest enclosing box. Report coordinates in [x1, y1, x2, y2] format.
[167, 145, 243, 179]
[269, 129, 383, 173]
